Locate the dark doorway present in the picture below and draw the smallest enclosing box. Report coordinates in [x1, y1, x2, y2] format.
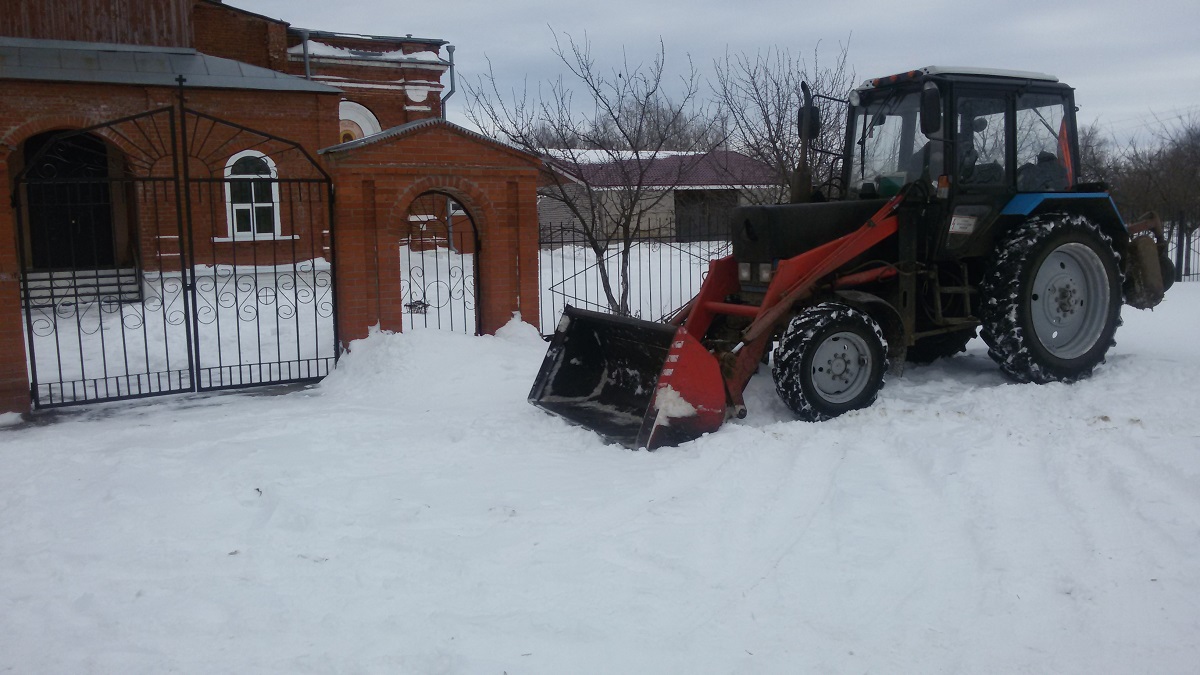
[674, 189, 737, 242]
[23, 131, 116, 269]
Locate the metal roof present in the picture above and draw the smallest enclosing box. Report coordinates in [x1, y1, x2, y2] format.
[859, 65, 1059, 90]
[0, 36, 342, 93]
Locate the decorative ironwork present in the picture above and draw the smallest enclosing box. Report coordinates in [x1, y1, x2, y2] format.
[399, 227, 478, 334]
[13, 102, 339, 409]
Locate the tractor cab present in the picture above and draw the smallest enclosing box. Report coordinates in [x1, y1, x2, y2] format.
[843, 67, 1079, 259]
[846, 67, 1076, 198]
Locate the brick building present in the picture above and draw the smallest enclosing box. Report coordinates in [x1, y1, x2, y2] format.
[0, 0, 541, 413]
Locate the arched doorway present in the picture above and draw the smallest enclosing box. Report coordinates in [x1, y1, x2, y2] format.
[399, 190, 480, 333]
[21, 130, 129, 270]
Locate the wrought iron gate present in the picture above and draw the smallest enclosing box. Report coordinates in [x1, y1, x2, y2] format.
[12, 103, 337, 408]
[399, 195, 479, 334]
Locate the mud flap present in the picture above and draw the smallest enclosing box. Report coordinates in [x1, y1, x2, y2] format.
[1124, 235, 1166, 309]
[529, 306, 726, 449]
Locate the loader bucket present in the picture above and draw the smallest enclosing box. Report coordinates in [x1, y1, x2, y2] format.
[529, 306, 727, 449]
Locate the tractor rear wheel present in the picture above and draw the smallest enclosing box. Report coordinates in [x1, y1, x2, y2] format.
[772, 303, 888, 421]
[980, 213, 1122, 383]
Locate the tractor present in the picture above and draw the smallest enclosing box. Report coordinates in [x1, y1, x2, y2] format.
[529, 66, 1172, 449]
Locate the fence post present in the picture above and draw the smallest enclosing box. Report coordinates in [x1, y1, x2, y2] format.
[1176, 213, 1187, 281]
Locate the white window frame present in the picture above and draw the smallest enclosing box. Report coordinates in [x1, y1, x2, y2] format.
[221, 150, 284, 241]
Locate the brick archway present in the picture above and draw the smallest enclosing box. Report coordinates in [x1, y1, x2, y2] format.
[322, 119, 541, 343]
[386, 184, 486, 334]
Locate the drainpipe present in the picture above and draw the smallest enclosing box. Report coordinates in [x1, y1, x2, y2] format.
[299, 29, 312, 80]
[440, 45, 456, 119]
[441, 45, 457, 251]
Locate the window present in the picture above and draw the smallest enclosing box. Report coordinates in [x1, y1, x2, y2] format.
[1015, 93, 1072, 191]
[956, 96, 1007, 186]
[224, 150, 281, 239]
[848, 89, 940, 198]
[338, 100, 382, 143]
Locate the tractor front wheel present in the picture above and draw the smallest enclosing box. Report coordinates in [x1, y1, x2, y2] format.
[772, 303, 889, 421]
[980, 213, 1122, 383]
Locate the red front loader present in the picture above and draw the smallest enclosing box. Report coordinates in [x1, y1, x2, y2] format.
[529, 67, 1171, 449]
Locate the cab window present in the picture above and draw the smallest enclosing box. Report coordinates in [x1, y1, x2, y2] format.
[956, 96, 1007, 186]
[1015, 93, 1072, 191]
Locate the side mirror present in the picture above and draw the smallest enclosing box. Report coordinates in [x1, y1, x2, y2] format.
[798, 81, 822, 141]
[798, 106, 822, 140]
[920, 82, 942, 135]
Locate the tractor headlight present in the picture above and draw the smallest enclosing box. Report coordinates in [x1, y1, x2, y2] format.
[758, 263, 774, 283]
[738, 263, 752, 282]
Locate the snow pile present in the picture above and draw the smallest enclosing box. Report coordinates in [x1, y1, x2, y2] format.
[1, 289, 1199, 673]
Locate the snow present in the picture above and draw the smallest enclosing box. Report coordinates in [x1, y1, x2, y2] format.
[2, 285, 1200, 673]
[287, 40, 442, 64]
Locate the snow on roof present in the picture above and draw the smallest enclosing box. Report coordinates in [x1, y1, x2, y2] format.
[291, 28, 446, 47]
[287, 40, 448, 67]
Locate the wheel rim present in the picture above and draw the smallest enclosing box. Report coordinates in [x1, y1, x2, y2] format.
[1029, 242, 1111, 359]
[810, 331, 873, 404]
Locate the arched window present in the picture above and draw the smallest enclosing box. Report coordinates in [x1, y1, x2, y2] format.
[339, 100, 382, 143]
[224, 150, 281, 238]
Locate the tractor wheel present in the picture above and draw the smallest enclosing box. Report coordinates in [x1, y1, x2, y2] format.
[772, 302, 888, 421]
[906, 327, 977, 364]
[980, 213, 1122, 383]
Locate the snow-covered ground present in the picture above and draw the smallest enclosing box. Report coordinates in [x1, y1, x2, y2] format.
[2, 286, 1199, 674]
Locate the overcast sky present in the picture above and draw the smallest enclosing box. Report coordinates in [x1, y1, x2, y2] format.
[238, 0, 1200, 144]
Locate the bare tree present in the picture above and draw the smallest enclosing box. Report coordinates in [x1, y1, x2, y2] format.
[1107, 115, 1200, 247]
[1077, 121, 1117, 185]
[466, 32, 723, 315]
[712, 41, 854, 204]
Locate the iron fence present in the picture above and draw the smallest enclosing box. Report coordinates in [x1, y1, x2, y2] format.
[537, 219, 731, 334]
[1165, 218, 1200, 281]
[399, 227, 479, 334]
[14, 102, 337, 409]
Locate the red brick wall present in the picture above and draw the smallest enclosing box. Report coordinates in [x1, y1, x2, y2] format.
[1, 0, 193, 47]
[0, 156, 28, 414]
[324, 124, 541, 341]
[1, 86, 538, 411]
[0, 80, 340, 413]
[192, 0, 288, 71]
[281, 34, 447, 127]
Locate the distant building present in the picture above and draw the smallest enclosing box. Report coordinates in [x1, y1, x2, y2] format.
[538, 150, 781, 242]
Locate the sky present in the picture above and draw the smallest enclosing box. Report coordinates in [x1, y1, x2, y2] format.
[236, 0, 1200, 144]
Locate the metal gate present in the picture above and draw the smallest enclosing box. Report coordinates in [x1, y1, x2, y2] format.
[399, 194, 480, 334]
[12, 103, 337, 408]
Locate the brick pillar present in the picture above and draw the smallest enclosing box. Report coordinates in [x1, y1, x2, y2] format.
[0, 158, 32, 413]
[332, 177, 373, 344]
[514, 176, 540, 330]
